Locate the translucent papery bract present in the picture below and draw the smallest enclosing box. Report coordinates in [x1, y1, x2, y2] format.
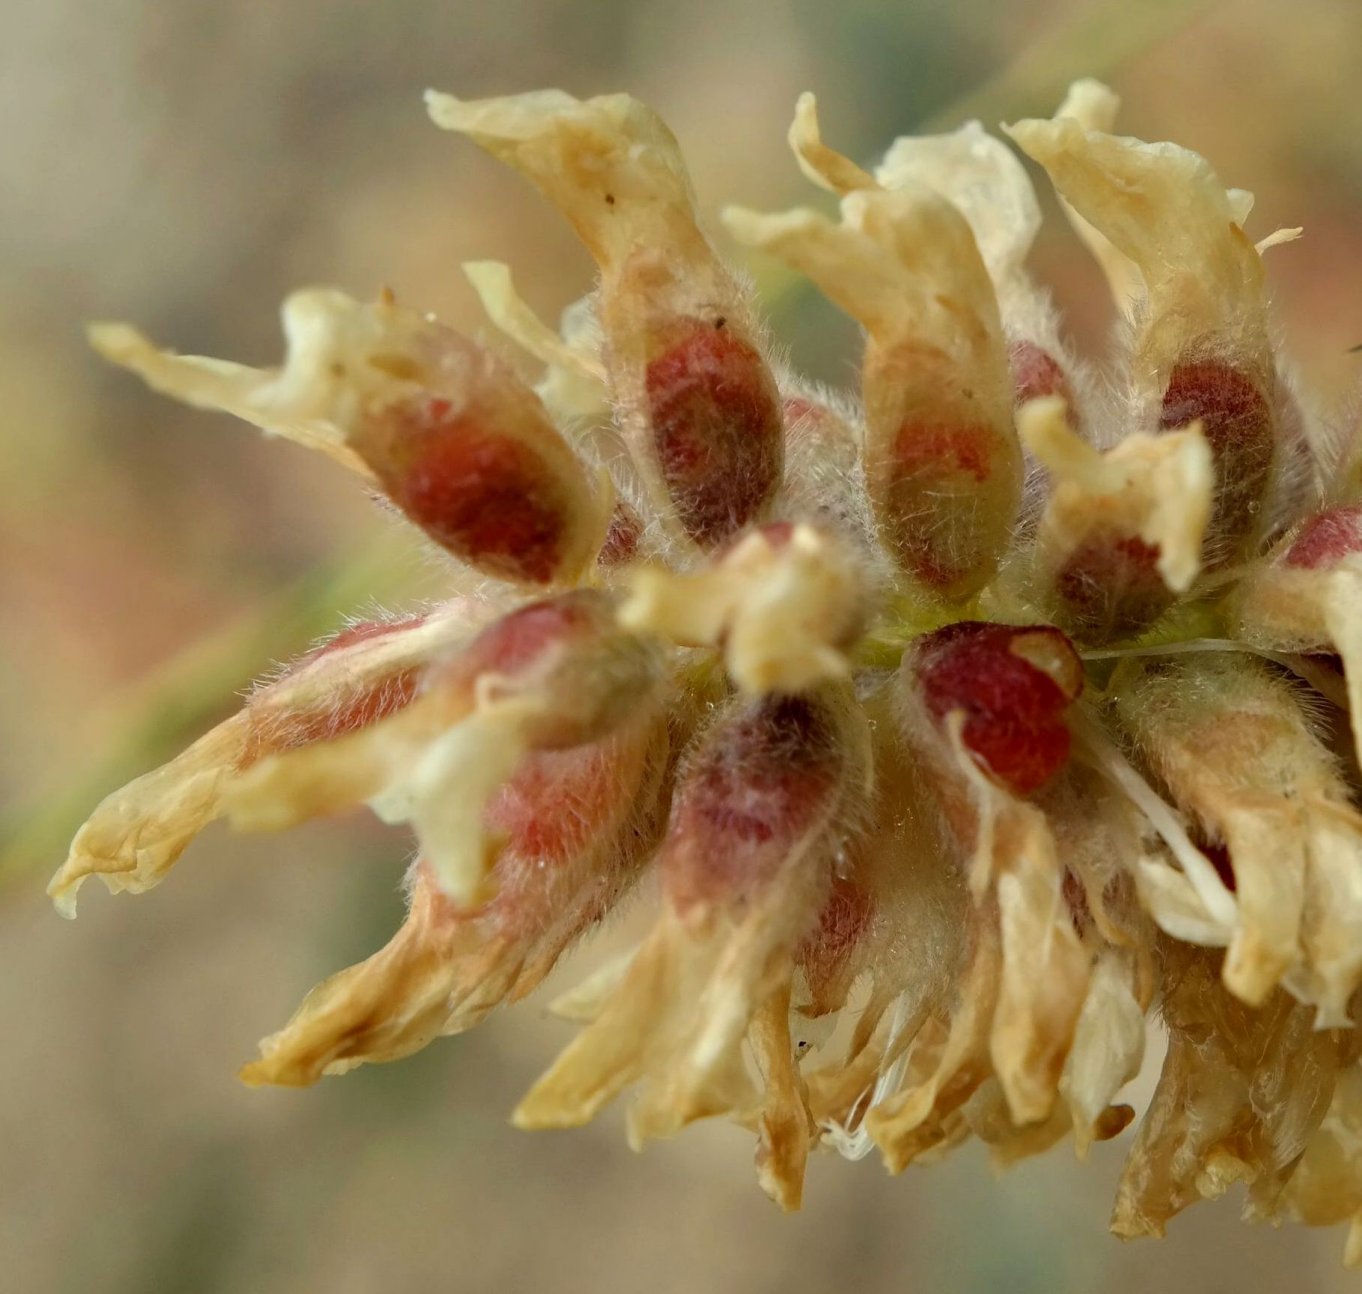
[619, 521, 867, 694]
[1275, 1062, 1362, 1267]
[241, 706, 671, 1086]
[94, 291, 608, 586]
[1112, 943, 1347, 1241]
[429, 89, 785, 552]
[225, 589, 667, 906]
[462, 260, 610, 425]
[48, 604, 485, 917]
[1005, 107, 1283, 563]
[514, 683, 870, 1211]
[1020, 397, 1213, 642]
[1110, 654, 1362, 1024]
[724, 188, 1022, 598]
[875, 121, 1040, 291]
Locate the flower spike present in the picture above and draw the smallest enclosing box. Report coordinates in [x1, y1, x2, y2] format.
[57, 73, 1362, 1260]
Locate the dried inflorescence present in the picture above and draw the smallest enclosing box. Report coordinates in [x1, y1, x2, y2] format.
[55, 78, 1362, 1256]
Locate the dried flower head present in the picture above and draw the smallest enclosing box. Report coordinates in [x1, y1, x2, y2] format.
[54, 77, 1362, 1257]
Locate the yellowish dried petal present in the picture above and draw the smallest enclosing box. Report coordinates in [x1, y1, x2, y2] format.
[1112, 945, 1340, 1240]
[88, 317, 372, 478]
[1021, 395, 1213, 603]
[805, 689, 967, 1140]
[461, 259, 610, 423]
[1061, 950, 1146, 1159]
[427, 89, 704, 270]
[1112, 655, 1362, 1020]
[95, 290, 610, 584]
[515, 684, 869, 1209]
[1045, 80, 1142, 308]
[750, 983, 816, 1211]
[1004, 109, 1270, 382]
[787, 92, 876, 195]
[875, 120, 1041, 291]
[50, 715, 249, 919]
[866, 922, 1001, 1171]
[987, 791, 1091, 1123]
[619, 522, 866, 693]
[1277, 1065, 1362, 1267]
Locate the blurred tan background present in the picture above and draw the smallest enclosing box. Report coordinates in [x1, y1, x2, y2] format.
[5, 1, 1362, 1290]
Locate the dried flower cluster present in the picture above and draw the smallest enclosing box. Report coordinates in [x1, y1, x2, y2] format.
[55, 78, 1362, 1255]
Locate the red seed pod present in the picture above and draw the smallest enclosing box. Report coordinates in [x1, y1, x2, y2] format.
[643, 319, 785, 547]
[596, 498, 645, 568]
[365, 394, 592, 585]
[240, 614, 430, 765]
[1051, 534, 1173, 642]
[1159, 361, 1274, 559]
[1282, 503, 1362, 570]
[1009, 341, 1077, 419]
[665, 690, 853, 913]
[414, 588, 664, 753]
[224, 589, 666, 911]
[907, 621, 1084, 797]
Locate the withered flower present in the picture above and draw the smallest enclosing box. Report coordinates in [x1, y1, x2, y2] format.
[53, 78, 1362, 1257]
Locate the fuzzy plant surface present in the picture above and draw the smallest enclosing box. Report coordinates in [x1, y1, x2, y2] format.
[53, 77, 1362, 1255]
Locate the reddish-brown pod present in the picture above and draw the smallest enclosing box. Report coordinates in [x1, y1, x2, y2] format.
[797, 872, 874, 1014]
[596, 499, 645, 568]
[1009, 341, 1077, 423]
[725, 185, 1022, 598]
[1052, 534, 1173, 642]
[240, 614, 430, 765]
[644, 319, 785, 548]
[426, 588, 660, 753]
[1159, 361, 1273, 559]
[1282, 503, 1362, 570]
[664, 690, 851, 914]
[908, 620, 1084, 796]
[371, 395, 584, 585]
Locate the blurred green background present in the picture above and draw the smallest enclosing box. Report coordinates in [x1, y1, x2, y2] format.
[5, 1, 1362, 1290]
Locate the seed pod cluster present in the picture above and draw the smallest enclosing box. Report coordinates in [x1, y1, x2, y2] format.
[57, 78, 1362, 1258]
